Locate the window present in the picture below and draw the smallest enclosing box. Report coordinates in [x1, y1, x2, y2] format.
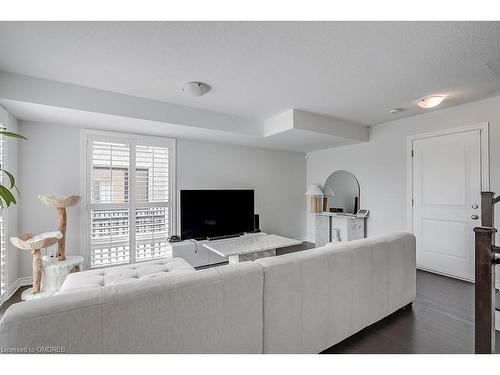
[83, 131, 175, 269]
[0, 135, 7, 304]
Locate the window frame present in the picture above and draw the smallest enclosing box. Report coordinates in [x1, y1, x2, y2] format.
[81, 129, 176, 270]
[0, 133, 7, 305]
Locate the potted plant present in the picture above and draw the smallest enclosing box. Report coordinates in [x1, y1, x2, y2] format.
[0, 125, 27, 208]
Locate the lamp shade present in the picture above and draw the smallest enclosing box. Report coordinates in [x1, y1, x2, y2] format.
[324, 185, 336, 197]
[305, 184, 324, 196]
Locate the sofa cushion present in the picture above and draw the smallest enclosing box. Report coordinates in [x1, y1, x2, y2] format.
[57, 257, 196, 295]
[255, 232, 416, 354]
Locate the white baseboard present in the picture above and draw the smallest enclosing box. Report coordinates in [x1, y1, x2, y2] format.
[416, 266, 474, 283]
[7, 276, 32, 301]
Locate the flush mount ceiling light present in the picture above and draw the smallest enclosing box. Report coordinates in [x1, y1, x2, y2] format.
[417, 95, 445, 109]
[388, 108, 402, 114]
[181, 81, 211, 97]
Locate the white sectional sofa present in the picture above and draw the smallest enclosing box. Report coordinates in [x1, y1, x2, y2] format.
[0, 232, 416, 353]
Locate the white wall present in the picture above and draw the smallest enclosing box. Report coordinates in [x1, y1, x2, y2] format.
[17, 122, 82, 278]
[17, 121, 306, 277]
[177, 139, 306, 238]
[306, 94, 500, 242]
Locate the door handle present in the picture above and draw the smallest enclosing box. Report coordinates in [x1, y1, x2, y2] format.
[472, 204, 479, 209]
[471, 214, 479, 220]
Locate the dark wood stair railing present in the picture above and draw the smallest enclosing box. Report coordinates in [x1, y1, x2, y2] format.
[474, 191, 500, 353]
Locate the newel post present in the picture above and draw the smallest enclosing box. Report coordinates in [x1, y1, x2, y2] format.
[474, 225, 496, 353]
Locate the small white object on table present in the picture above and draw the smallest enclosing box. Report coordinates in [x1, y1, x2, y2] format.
[21, 255, 84, 300]
[203, 234, 301, 264]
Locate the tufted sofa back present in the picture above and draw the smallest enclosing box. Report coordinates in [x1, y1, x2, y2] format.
[56, 258, 196, 294]
[0, 261, 264, 353]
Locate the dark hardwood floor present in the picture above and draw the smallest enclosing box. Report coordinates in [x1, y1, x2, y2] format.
[0, 286, 29, 321]
[1, 259, 498, 353]
[324, 270, 499, 354]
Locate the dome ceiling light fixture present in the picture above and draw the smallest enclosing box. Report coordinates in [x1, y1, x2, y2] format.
[388, 108, 402, 114]
[417, 95, 446, 109]
[181, 81, 211, 97]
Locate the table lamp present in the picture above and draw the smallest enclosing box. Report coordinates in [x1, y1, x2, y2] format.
[305, 184, 324, 213]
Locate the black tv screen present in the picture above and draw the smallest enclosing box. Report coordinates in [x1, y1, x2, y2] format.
[180, 189, 255, 240]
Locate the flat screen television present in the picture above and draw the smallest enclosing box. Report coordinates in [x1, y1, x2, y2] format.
[180, 189, 255, 240]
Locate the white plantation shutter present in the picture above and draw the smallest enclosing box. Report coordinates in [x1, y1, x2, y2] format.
[89, 140, 130, 268]
[91, 141, 130, 204]
[90, 208, 130, 267]
[0, 135, 7, 303]
[135, 145, 170, 261]
[84, 131, 175, 269]
[135, 207, 169, 261]
[135, 145, 169, 203]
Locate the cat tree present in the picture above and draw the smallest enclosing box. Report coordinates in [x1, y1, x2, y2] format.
[38, 195, 81, 261]
[11, 195, 83, 300]
[11, 231, 63, 298]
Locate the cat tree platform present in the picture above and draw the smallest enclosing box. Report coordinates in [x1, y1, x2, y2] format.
[20, 255, 84, 301]
[41, 255, 84, 293]
[10, 231, 63, 300]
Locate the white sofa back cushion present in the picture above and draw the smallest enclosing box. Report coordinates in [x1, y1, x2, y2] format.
[0, 262, 264, 353]
[255, 232, 416, 354]
[101, 261, 263, 353]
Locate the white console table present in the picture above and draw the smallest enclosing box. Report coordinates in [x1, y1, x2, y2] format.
[203, 234, 301, 264]
[315, 213, 366, 247]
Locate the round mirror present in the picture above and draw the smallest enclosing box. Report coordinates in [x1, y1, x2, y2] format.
[323, 170, 360, 214]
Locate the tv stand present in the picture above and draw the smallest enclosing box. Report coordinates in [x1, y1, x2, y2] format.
[207, 233, 241, 241]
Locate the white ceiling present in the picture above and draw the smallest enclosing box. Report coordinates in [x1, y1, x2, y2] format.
[0, 99, 365, 152]
[0, 21, 500, 127]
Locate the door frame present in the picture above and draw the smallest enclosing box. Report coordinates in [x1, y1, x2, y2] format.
[406, 123, 490, 275]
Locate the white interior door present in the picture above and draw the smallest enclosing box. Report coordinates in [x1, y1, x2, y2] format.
[412, 129, 482, 281]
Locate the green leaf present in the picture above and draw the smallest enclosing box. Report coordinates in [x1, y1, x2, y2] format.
[0, 185, 16, 207]
[1, 169, 15, 189]
[0, 131, 27, 140]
